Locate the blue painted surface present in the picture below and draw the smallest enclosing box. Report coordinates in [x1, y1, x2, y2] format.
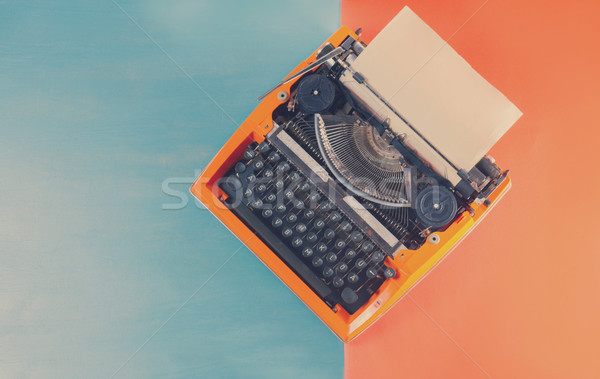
[0, 1, 342, 377]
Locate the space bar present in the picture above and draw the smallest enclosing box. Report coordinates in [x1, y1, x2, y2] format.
[225, 201, 332, 299]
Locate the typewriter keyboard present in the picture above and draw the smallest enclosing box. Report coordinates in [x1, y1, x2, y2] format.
[219, 141, 397, 314]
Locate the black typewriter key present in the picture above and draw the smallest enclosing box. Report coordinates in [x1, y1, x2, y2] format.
[350, 231, 363, 243]
[340, 221, 352, 233]
[286, 213, 298, 223]
[258, 142, 270, 154]
[235, 162, 246, 174]
[315, 242, 328, 254]
[330, 211, 342, 222]
[276, 162, 290, 173]
[345, 249, 357, 259]
[323, 228, 335, 240]
[268, 151, 281, 163]
[332, 276, 344, 288]
[302, 247, 314, 258]
[372, 251, 385, 263]
[293, 199, 304, 209]
[312, 256, 323, 268]
[244, 148, 255, 160]
[282, 227, 293, 238]
[355, 258, 367, 270]
[252, 159, 264, 171]
[383, 267, 396, 279]
[299, 181, 311, 192]
[261, 209, 273, 218]
[314, 219, 325, 230]
[283, 189, 294, 199]
[361, 241, 374, 253]
[289, 171, 301, 182]
[366, 267, 378, 279]
[265, 193, 276, 203]
[295, 223, 307, 233]
[337, 262, 349, 274]
[347, 272, 359, 284]
[246, 174, 256, 183]
[243, 188, 253, 198]
[308, 193, 321, 203]
[334, 239, 346, 250]
[320, 201, 333, 212]
[306, 232, 318, 243]
[303, 209, 315, 219]
[341, 287, 359, 304]
[255, 183, 267, 194]
[322, 266, 334, 278]
[271, 217, 283, 228]
[275, 179, 284, 190]
[325, 252, 338, 263]
[250, 199, 263, 208]
[292, 237, 303, 248]
[275, 203, 287, 213]
[262, 169, 274, 179]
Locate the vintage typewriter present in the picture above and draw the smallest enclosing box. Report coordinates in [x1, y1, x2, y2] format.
[191, 7, 521, 342]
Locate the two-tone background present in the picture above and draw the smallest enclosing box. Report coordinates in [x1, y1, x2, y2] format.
[2, 0, 599, 377]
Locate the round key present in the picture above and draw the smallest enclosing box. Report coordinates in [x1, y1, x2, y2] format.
[276, 162, 290, 173]
[332, 276, 344, 288]
[334, 239, 346, 250]
[271, 217, 283, 228]
[372, 251, 385, 263]
[268, 151, 281, 163]
[302, 247, 314, 258]
[283, 189, 294, 199]
[308, 193, 321, 203]
[289, 171, 300, 182]
[322, 266, 334, 278]
[282, 227, 293, 238]
[383, 267, 396, 279]
[258, 142, 270, 154]
[295, 223, 307, 233]
[315, 242, 327, 254]
[325, 252, 338, 263]
[292, 237, 303, 248]
[314, 219, 325, 230]
[256, 183, 267, 194]
[361, 241, 374, 253]
[350, 231, 363, 243]
[275, 180, 284, 190]
[355, 259, 367, 269]
[252, 159, 264, 171]
[244, 148, 255, 160]
[366, 267, 378, 279]
[345, 249, 357, 259]
[303, 209, 315, 219]
[250, 199, 263, 208]
[235, 162, 246, 174]
[262, 209, 273, 218]
[299, 181, 311, 192]
[320, 202, 333, 212]
[312, 256, 323, 267]
[286, 213, 297, 223]
[347, 272, 359, 284]
[246, 174, 256, 183]
[330, 211, 342, 222]
[275, 203, 286, 213]
[262, 169, 274, 179]
[293, 199, 304, 209]
[243, 188, 253, 198]
[306, 232, 318, 243]
[340, 221, 352, 233]
[265, 193, 276, 203]
[336, 262, 349, 274]
[323, 229, 335, 240]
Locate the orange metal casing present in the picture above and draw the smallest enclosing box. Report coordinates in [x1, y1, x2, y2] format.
[190, 26, 511, 342]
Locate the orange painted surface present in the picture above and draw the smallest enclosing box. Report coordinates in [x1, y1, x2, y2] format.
[343, 0, 600, 377]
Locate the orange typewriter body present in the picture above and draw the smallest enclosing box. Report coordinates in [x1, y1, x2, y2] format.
[191, 26, 512, 342]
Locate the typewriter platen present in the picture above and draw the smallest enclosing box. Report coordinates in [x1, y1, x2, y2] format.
[192, 7, 521, 341]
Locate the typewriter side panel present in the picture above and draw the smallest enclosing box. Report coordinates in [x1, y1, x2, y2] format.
[191, 27, 360, 341]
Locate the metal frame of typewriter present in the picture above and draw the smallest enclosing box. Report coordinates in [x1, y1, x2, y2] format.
[191, 26, 511, 342]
